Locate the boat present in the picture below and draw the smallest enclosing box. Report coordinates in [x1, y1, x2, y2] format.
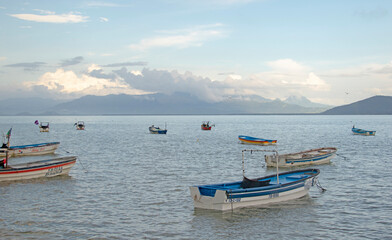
[39, 122, 50, 132]
[201, 121, 214, 130]
[265, 147, 337, 167]
[0, 155, 77, 182]
[0, 142, 60, 157]
[149, 125, 167, 134]
[352, 126, 375, 136]
[75, 121, 85, 130]
[238, 135, 277, 145]
[190, 149, 321, 211]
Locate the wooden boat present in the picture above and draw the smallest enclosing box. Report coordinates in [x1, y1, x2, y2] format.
[0, 142, 60, 157]
[265, 147, 337, 167]
[201, 121, 214, 130]
[190, 149, 320, 211]
[39, 122, 50, 132]
[0, 156, 77, 182]
[75, 121, 85, 130]
[149, 125, 167, 134]
[352, 126, 375, 136]
[238, 135, 277, 145]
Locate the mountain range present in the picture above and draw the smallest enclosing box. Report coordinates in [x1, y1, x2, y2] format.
[0, 93, 331, 115]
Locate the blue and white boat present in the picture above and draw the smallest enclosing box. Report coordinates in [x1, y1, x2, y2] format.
[265, 147, 337, 167]
[149, 125, 167, 134]
[190, 149, 321, 211]
[352, 126, 376, 136]
[0, 142, 60, 157]
[238, 135, 277, 145]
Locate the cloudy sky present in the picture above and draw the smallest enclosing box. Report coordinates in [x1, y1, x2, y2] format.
[1, 0, 392, 105]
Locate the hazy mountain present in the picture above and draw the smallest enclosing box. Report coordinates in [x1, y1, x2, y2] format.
[322, 95, 392, 115]
[0, 97, 65, 115]
[283, 95, 332, 109]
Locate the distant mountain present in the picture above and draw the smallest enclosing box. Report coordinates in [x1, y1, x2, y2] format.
[322, 95, 392, 115]
[0, 97, 65, 115]
[283, 95, 332, 109]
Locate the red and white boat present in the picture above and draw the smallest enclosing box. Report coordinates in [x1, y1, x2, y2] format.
[201, 121, 214, 130]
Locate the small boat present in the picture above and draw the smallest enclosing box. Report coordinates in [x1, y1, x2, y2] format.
[39, 122, 50, 132]
[0, 142, 60, 157]
[149, 125, 167, 134]
[352, 126, 375, 136]
[0, 155, 77, 182]
[190, 149, 320, 211]
[238, 135, 277, 145]
[201, 121, 214, 130]
[75, 121, 85, 130]
[265, 147, 337, 167]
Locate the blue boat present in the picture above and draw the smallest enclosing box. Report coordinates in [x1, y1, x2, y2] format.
[352, 126, 376, 136]
[190, 149, 320, 210]
[149, 125, 167, 134]
[238, 135, 277, 145]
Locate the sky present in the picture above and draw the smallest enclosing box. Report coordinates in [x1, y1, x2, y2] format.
[1, 0, 392, 106]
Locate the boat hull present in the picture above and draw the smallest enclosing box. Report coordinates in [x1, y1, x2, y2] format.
[149, 126, 167, 134]
[190, 169, 319, 211]
[39, 128, 49, 132]
[0, 156, 76, 182]
[352, 128, 375, 136]
[201, 125, 212, 130]
[238, 135, 277, 145]
[265, 147, 337, 167]
[76, 126, 85, 130]
[0, 142, 60, 157]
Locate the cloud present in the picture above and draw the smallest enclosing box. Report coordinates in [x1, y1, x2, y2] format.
[354, 7, 388, 20]
[102, 61, 148, 67]
[84, 2, 125, 7]
[99, 17, 108, 22]
[60, 56, 84, 67]
[0, 57, 6, 61]
[4, 61, 46, 71]
[129, 24, 226, 50]
[24, 66, 147, 97]
[10, 11, 88, 23]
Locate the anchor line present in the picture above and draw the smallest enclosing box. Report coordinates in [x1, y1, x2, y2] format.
[314, 177, 326, 192]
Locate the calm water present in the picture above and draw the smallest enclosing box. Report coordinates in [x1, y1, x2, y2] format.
[0, 115, 391, 239]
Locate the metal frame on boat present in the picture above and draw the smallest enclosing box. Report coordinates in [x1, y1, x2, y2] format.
[265, 147, 337, 167]
[190, 149, 320, 211]
[0, 142, 60, 157]
[238, 135, 277, 145]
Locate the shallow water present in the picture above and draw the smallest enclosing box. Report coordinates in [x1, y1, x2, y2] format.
[0, 115, 391, 239]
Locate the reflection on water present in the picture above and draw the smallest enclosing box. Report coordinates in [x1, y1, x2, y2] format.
[0, 115, 392, 239]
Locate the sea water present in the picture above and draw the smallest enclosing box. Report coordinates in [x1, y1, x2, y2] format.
[0, 115, 391, 239]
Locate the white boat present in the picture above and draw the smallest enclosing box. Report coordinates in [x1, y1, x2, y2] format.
[190, 149, 321, 211]
[0, 156, 77, 182]
[75, 121, 85, 130]
[39, 122, 50, 132]
[265, 147, 337, 167]
[0, 142, 60, 157]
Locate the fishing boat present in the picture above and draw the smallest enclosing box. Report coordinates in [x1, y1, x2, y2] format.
[39, 122, 50, 132]
[190, 149, 321, 211]
[0, 142, 60, 157]
[265, 147, 337, 167]
[201, 121, 214, 130]
[75, 121, 85, 130]
[149, 125, 167, 134]
[0, 155, 77, 182]
[238, 135, 277, 145]
[352, 126, 376, 136]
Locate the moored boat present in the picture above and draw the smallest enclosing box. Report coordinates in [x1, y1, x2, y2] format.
[190, 149, 320, 211]
[149, 125, 167, 134]
[238, 135, 277, 145]
[0, 156, 77, 182]
[0, 142, 60, 157]
[39, 122, 50, 132]
[201, 121, 214, 130]
[352, 126, 375, 136]
[265, 147, 337, 167]
[75, 121, 85, 130]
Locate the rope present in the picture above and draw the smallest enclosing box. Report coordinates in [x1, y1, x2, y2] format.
[63, 149, 88, 173]
[314, 177, 326, 192]
[336, 153, 348, 160]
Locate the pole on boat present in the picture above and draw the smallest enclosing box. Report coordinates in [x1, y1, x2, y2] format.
[276, 151, 279, 184]
[242, 150, 245, 177]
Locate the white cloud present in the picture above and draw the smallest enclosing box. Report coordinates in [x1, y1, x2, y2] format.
[129, 24, 226, 50]
[10, 12, 88, 23]
[0, 56, 6, 61]
[99, 17, 108, 22]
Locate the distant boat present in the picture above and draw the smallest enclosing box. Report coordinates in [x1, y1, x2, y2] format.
[201, 121, 214, 130]
[352, 126, 375, 136]
[149, 125, 167, 134]
[190, 149, 320, 211]
[75, 121, 85, 130]
[265, 147, 337, 167]
[238, 135, 277, 145]
[0, 142, 60, 157]
[39, 122, 50, 132]
[0, 156, 77, 182]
